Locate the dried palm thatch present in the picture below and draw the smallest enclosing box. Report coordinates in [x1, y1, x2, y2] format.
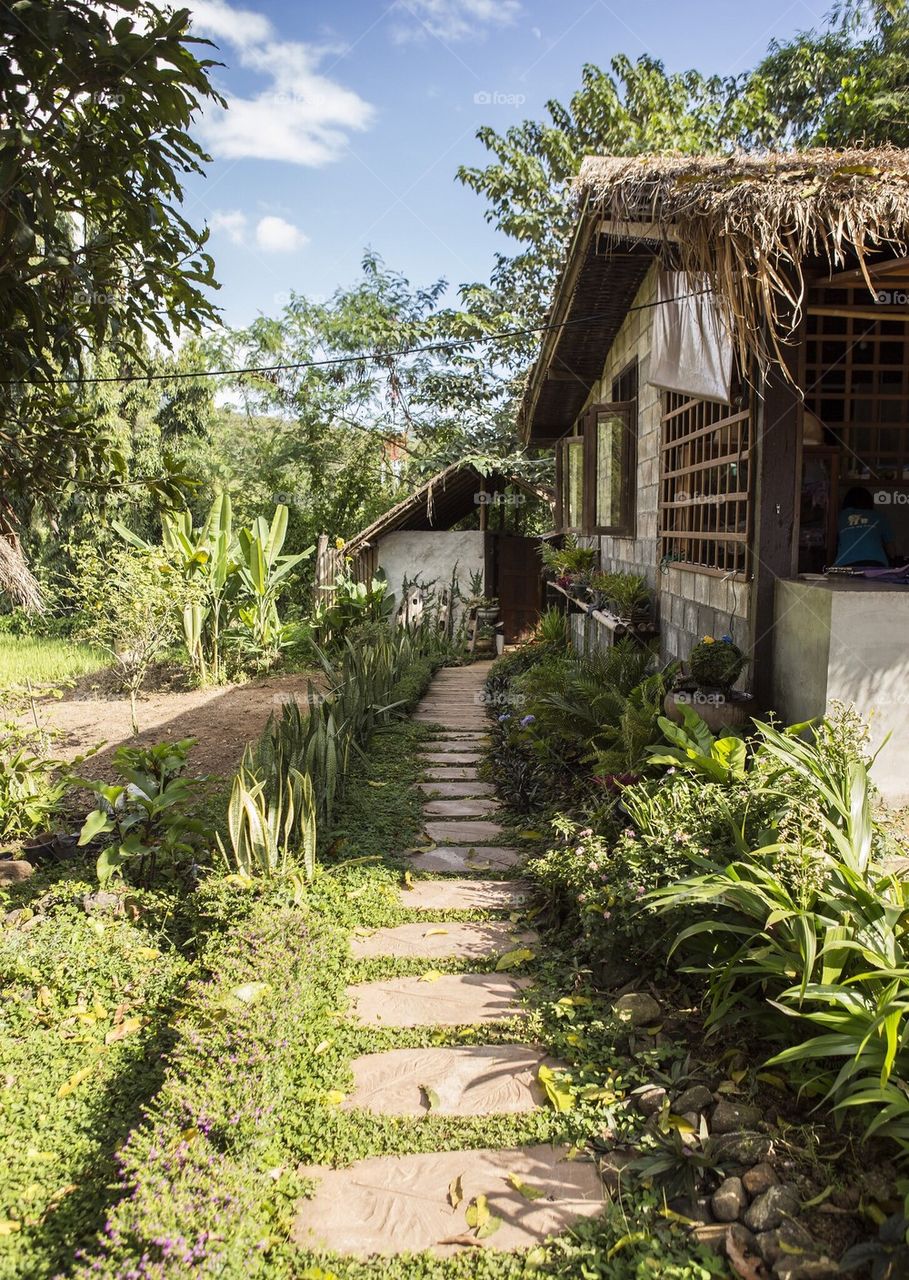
[576, 147, 909, 376]
[0, 534, 43, 613]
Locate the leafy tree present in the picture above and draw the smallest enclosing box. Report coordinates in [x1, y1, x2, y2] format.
[0, 0, 223, 601]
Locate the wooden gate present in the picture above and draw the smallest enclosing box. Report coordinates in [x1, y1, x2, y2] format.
[493, 535, 543, 643]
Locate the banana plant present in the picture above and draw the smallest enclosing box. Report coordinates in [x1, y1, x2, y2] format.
[235, 506, 312, 665]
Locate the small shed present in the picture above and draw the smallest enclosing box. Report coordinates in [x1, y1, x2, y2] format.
[318, 462, 552, 643]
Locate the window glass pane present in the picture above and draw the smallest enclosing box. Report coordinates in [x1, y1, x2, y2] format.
[596, 410, 625, 527]
[566, 441, 584, 528]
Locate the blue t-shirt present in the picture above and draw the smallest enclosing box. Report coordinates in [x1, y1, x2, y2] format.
[834, 507, 893, 567]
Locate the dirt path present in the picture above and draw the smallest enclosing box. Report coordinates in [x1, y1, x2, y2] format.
[31, 673, 318, 779]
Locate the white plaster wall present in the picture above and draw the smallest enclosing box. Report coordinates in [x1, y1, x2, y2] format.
[377, 530, 486, 625]
[773, 578, 909, 806]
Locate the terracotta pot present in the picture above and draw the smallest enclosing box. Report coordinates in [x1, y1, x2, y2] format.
[663, 689, 757, 734]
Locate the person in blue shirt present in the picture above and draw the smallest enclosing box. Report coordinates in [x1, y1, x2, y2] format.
[833, 487, 896, 568]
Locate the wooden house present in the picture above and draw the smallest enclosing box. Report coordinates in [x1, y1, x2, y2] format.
[521, 149, 909, 802]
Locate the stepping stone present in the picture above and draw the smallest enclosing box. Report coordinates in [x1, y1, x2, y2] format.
[293, 1144, 604, 1256]
[409, 845, 524, 874]
[423, 767, 481, 781]
[343, 1044, 560, 1115]
[347, 972, 530, 1027]
[413, 715, 489, 729]
[417, 781, 494, 797]
[401, 878, 530, 911]
[350, 921, 537, 959]
[420, 739, 487, 753]
[421, 752, 483, 765]
[424, 819, 505, 843]
[423, 798, 500, 817]
[0, 860, 33, 885]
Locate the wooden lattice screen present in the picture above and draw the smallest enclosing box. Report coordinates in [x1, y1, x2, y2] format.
[659, 393, 752, 577]
[804, 288, 909, 487]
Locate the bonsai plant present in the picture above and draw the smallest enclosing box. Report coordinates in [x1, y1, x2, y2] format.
[688, 634, 747, 691]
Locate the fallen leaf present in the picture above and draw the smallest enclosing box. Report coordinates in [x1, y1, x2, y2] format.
[725, 1228, 768, 1280]
[506, 1172, 545, 1201]
[133, 947, 159, 961]
[402, 871, 415, 889]
[424, 929, 449, 937]
[436, 1233, 484, 1249]
[0, 1221, 20, 1236]
[367, 780, 388, 788]
[324, 1089, 345, 1106]
[421, 1084, 441, 1111]
[57, 1066, 95, 1098]
[105, 1016, 143, 1045]
[495, 947, 534, 972]
[419, 969, 445, 983]
[313, 1039, 333, 1055]
[448, 1175, 464, 1211]
[538, 1064, 574, 1113]
[230, 982, 272, 1005]
[465, 1194, 490, 1230]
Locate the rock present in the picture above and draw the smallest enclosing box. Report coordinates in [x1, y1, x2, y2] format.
[613, 992, 660, 1026]
[635, 1085, 667, 1116]
[773, 1260, 841, 1280]
[669, 1196, 713, 1225]
[743, 1162, 780, 1198]
[726, 1223, 760, 1256]
[711, 1132, 773, 1166]
[711, 1100, 763, 1134]
[674, 1085, 715, 1114]
[744, 1184, 800, 1233]
[755, 1219, 818, 1267]
[691, 1224, 729, 1253]
[82, 891, 125, 916]
[0, 859, 33, 885]
[711, 1176, 748, 1223]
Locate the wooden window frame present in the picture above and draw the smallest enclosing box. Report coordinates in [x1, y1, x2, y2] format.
[559, 434, 586, 533]
[583, 400, 637, 536]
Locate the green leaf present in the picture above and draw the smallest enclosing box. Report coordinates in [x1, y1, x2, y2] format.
[505, 1172, 546, 1200]
[538, 1063, 574, 1112]
[78, 807, 115, 845]
[495, 947, 535, 971]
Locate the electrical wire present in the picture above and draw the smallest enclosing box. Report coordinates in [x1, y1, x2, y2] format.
[1, 289, 709, 389]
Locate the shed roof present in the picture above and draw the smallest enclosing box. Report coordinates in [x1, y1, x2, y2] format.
[343, 462, 551, 553]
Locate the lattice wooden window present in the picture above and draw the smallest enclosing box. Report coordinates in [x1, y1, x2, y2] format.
[804, 288, 909, 486]
[659, 393, 752, 577]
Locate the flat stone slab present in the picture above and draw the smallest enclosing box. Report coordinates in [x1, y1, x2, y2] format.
[418, 781, 494, 797]
[350, 921, 537, 960]
[343, 1045, 559, 1115]
[413, 715, 490, 729]
[424, 819, 505, 843]
[347, 973, 531, 1027]
[423, 767, 481, 781]
[401, 878, 530, 911]
[420, 739, 487, 754]
[422, 747, 489, 757]
[410, 845, 524, 874]
[293, 1145, 604, 1256]
[423, 798, 500, 817]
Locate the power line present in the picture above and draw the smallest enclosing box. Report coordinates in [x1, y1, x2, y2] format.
[1, 289, 709, 389]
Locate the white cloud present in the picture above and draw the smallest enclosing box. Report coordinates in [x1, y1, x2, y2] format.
[209, 209, 248, 244]
[190, 0, 272, 46]
[391, 0, 521, 43]
[189, 1, 374, 166]
[255, 215, 308, 253]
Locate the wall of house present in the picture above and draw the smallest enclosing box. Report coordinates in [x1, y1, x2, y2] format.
[376, 530, 486, 625]
[571, 263, 752, 665]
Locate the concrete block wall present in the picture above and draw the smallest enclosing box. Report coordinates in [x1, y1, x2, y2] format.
[572, 264, 752, 667]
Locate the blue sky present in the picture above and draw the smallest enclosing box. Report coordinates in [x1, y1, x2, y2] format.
[183, 0, 830, 328]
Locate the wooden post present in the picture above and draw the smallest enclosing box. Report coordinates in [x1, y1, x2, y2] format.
[750, 338, 803, 710]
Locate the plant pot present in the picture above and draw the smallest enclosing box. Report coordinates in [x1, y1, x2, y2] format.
[476, 606, 499, 626]
[663, 689, 757, 734]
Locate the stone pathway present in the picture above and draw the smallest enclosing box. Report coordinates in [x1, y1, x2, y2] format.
[294, 660, 605, 1258]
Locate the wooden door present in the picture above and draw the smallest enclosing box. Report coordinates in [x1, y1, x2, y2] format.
[494, 535, 543, 643]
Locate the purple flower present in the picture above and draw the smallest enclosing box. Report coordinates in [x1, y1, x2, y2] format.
[498, 713, 509, 722]
[520, 714, 535, 727]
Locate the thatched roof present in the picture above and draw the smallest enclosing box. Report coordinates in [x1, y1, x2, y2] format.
[579, 147, 909, 366]
[522, 146, 909, 439]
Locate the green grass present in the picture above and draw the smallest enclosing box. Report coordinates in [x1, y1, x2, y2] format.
[0, 635, 108, 687]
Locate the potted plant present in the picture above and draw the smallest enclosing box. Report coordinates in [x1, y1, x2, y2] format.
[539, 536, 598, 595]
[664, 634, 755, 731]
[465, 569, 499, 626]
[589, 570, 652, 627]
